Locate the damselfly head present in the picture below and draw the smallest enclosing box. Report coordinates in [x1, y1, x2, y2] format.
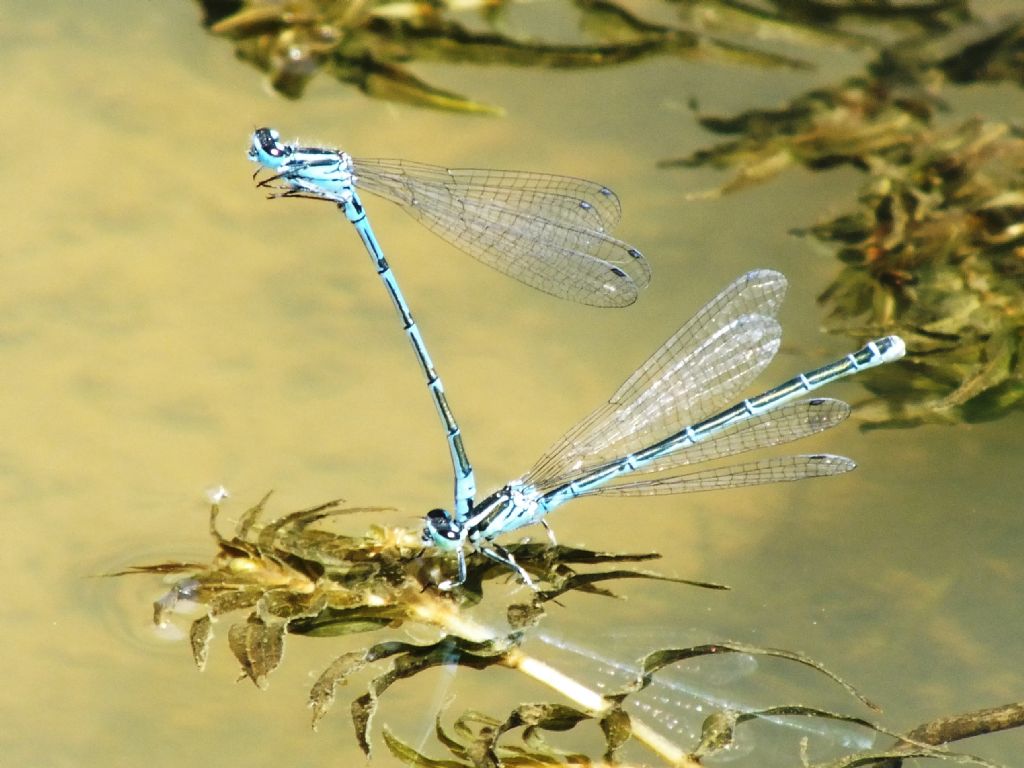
[422, 508, 463, 551]
[249, 127, 292, 168]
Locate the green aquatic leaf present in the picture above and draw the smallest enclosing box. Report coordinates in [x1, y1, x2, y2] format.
[256, 588, 327, 621]
[505, 601, 545, 631]
[347, 636, 521, 755]
[691, 704, 891, 761]
[494, 703, 594, 762]
[624, 642, 879, 711]
[500, 702, 592, 734]
[538, 567, 728, 602]
[207, 5, 319, 37]
[309, 650, 370, 731]
[235, 490, 273, 543]
[815, 747, 1004, 768]
[937, 18, 1024, 86]
[228, 617, 286, 688]
[661, 76, 929, 198]
[334, 56, 505, 115]
[382, 725, 469, 768]
[105, 562, 205, 576]
[451, 710, 504, 762]
[255, 496, 351, 551]
[189, 614, 214, 671]
[208, 586, 266, 616]
[515, 542, 664, 564]
[598, 704, 631, 762]
[692, 709, 736, 758]
[289, 608, 397, 637]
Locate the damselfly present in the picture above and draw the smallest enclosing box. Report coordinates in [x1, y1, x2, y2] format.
[421, 270, 905, 589]
[248, 127, 649, 521]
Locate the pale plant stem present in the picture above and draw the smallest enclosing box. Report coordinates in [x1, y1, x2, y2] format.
[407, 593, 703, 768]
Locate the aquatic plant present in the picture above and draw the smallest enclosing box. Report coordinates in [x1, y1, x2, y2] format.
[659, 9, 1024, 425]
[194, 0, 807, 113]
[118, 493, 1018, 765]
[808, 119, 1024, 426]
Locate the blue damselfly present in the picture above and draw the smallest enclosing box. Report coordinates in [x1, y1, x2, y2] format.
[249, 127, 648, 521]
[421, 270, 904, 588]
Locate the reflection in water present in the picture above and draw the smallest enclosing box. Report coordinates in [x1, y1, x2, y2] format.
[531, 631, 877, 759]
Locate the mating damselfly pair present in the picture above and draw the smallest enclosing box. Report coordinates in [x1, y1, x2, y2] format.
[249, 128, 905, 590]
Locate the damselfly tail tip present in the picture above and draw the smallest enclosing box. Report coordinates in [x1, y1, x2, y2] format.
[877, 335, 907, 363]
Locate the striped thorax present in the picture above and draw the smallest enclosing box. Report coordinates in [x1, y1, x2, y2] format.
[249, 127, 357, 204]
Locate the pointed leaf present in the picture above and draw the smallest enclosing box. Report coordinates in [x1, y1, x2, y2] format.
[599, 705, 632, 762]
[381, 726, 468, 768]
[333, 57, 503, 116]
[189, 614, 214, 671]
[353, 692, 377, 756]
[309, 650, 369, 731]
[228, 617, 285, 688]
[235, 490, 273, 542]
[625, 642, 879, 711]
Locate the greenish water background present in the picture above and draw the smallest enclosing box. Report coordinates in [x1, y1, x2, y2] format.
[2, 1, 1022, 765]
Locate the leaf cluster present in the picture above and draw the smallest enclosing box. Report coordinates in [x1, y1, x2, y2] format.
[194, 0, 807, 113]
[659, 11, 1024, 426]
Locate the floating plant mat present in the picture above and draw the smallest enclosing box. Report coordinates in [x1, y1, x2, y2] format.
[658, 10, 1024, 426]
[807, 119, 1024, 427]
[113, 493, 1021, 765]
[194, 0, 810, 114]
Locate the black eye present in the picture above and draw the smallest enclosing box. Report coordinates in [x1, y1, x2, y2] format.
[426, 508, 458, 537]
[256, 128, 288, 157]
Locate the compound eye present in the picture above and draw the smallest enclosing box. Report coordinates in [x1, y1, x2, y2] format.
[255, 127, 288, 158]
[426, 508, 463, 541]
[426, 508, 450, 531]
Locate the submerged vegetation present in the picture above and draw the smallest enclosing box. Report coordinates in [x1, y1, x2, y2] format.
[118, 494, 1022, 766]
[659, 9, 1024, 426]
[809, 119, 1024, 426]
[195, 0, 808, 114]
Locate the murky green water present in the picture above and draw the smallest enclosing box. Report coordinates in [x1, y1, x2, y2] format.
[3, 1, 1022, 765]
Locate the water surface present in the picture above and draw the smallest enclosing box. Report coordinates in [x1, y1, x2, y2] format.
[3, 1, 1022, 765]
